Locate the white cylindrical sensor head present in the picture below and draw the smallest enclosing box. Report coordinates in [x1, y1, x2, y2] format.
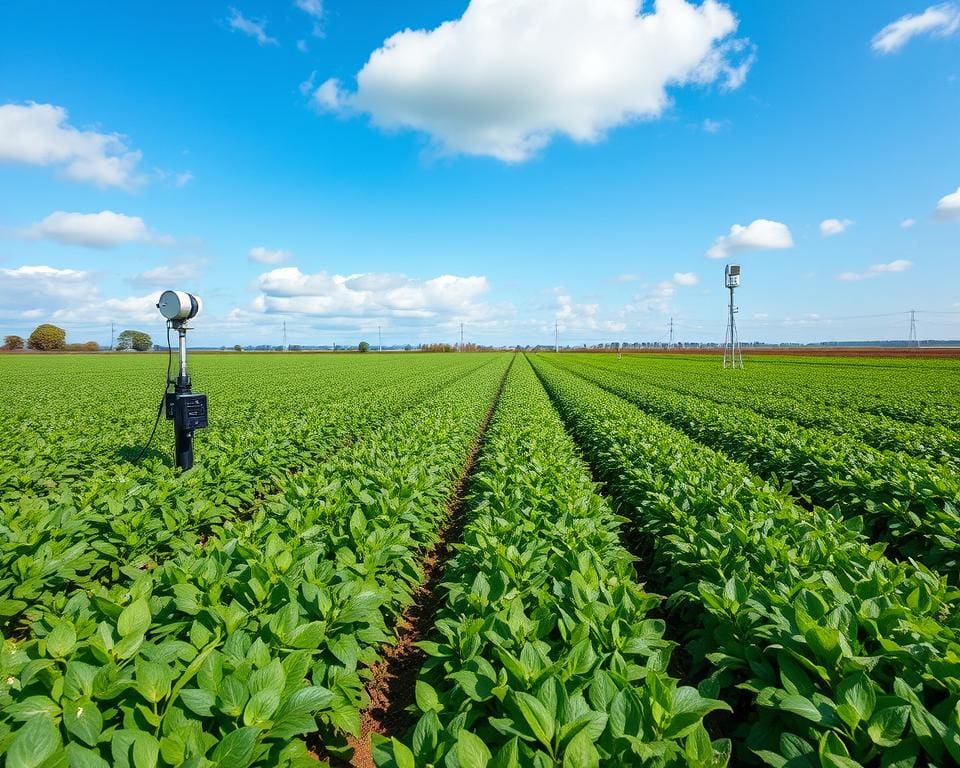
[157, 290, 202, 321]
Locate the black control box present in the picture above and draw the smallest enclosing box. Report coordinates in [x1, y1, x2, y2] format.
[165, 392, 208, 431]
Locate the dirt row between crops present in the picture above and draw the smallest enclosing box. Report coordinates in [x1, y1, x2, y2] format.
[338, 355, 515, 768]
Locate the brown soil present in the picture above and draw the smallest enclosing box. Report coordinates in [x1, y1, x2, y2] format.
[336, 356, 514, 768]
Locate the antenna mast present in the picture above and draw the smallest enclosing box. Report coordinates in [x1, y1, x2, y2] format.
[669, 317, 674, 348]
[723, 264, 743, 369]
[555, 321, 559, 353]
[378, 324, 382, 352]
[282, 320, 287, 351]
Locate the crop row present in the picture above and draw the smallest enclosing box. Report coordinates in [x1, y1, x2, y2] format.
[0, 355, 492, 505]
[375, 356, 731, 767]
[0, 357, 493, 629]
[530, 355, 960, 766]
[580, 356, 960, 467]
[554, 356, 960, 581]
[0, 357, 509, 767]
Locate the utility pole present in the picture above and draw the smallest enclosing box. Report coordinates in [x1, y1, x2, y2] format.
[555, 321, 559, 353]
[460, 322, 464, 352]
[110, 321, 115, 352]
[909, 310, 918, 348]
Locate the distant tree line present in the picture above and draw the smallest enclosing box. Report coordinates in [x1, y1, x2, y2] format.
[1, 324, 154, 352]
[115, 329, 152, 351]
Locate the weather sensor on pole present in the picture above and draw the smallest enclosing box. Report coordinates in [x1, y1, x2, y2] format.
[157, 290, 208, 469]
[722, 265, 743, 369]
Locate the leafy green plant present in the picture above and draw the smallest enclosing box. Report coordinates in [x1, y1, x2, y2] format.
[0, 355, 497, 629]
[376, 358, 730, 767]
[0, 357, 511, 766]
[553, 355, 960, 580]
[531, 354, 960, 766]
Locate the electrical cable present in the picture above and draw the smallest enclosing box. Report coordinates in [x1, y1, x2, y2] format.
[132, 321, 173, 465]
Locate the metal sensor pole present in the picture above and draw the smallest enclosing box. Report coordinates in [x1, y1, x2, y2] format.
[723, 265, 743, 369]
[157, 290, 208, 470]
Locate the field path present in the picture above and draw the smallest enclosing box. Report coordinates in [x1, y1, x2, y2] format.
[343, 355, 513, 768]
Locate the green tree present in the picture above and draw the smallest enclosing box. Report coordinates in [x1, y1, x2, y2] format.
[358, 341, 370, 353]
[233, 344, 242, 352]
[28, 324, 66, 351]
[116, 330, 152, 351]
[3, 335, 24, 350]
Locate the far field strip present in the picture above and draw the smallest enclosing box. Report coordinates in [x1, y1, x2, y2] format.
[374, 355, 730, 768]
[578, 354, 960, 468]
[528, 354, 960, 766]
[690, 354, 960, 432]
[609, 352, 960, 433]
[0, 356, 497, 630]
[1, 355, 512, 766]
[546, 355, 960, 581]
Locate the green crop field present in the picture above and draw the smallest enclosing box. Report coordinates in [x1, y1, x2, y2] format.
[1, 351, 959, 768]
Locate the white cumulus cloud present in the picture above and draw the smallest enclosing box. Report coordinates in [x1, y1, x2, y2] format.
[0, 102, 144, 188]
[706, 219, 794, 259]
[25, 211, 156, 248]
[295, 0, 323, 17]
[836, 259, 913, 281]
[228, 7, 278, 46]
[820, 218, 853, 236]
[701, 118, 729, 133]
[249, 246, 292, 264]
[316, 0, 753, 162]
[128, 263, 199, 288]
[0, 265, 94, 308]
[252, 267, 493, 321]
[295, 0, 324, 36]
[901, 217, 917, 228]
[51, 293, 161, 325]
[0, 264, 165, 326]
[607, 271, 700, 321]
[935, 186, 960, 220]
[872, 3, 960, 54]
[673, 271, 700, 285]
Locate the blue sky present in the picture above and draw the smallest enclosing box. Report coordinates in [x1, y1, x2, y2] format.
[1, 0, 958, 347]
